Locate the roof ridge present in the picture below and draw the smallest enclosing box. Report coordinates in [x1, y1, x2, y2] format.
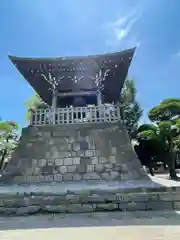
[8, 47, 136, 61]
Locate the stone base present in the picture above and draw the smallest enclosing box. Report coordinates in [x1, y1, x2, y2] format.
[1, 122, 149, 183]
[0, 177, 180, 215]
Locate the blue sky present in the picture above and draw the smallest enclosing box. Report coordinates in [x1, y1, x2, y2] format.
[1, 0, 180, 127]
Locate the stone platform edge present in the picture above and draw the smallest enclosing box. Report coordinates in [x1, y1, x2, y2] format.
[0, 177, 180, 215]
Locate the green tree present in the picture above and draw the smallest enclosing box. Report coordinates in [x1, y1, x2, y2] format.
[120, 79, 143, 138]
[24, 93, 48, 120]
[0, 120, 19, 171]
[136, 98, 180, 180]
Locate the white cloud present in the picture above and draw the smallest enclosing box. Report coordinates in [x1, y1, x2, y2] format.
[105, 9, 142, 48]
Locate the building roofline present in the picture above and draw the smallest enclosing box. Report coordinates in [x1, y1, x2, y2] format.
[8, 47, 136, 62]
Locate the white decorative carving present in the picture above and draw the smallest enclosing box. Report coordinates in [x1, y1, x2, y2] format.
[94, 69, 111, 91]
[41, 73, 64, 94]
[68, 75, 84, 84]
[41, 72, 64, 124]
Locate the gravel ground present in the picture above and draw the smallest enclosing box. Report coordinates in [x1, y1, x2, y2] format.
[0, 211, 180, 239]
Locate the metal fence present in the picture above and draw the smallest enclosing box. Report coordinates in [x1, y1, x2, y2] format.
[30, 105, 121, 126]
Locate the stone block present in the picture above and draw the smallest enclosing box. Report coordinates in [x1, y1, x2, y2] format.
[43, 205, 67, 213]
[33, 166, 40, 175]
[0, 207, 17, 214]
[77, 164, 86, 173]
[45, 152, 51, 158]
[44, 132, 51, 138]
[71, 151, 77, 157]
[119, 202, 146, 211]
[67, 165, 77, 173]
[55, 158, 63, 166]
[53, 174, 63, 181]
[73, 143, 80, 151]
[111, 147, 117, 155]
[73, 174, 82, 181]
[0, 199, 4, 207]
[60, 166, 67, 174]
[40, 159, 47, 167]
[94, 150, 101, 157]
[64, 158, 73, 165]
[99, 157, 107, 163]
[95, 203, 118, 211]
[109, 155, 116, 163]
[67, 204, 93, 213]
[63, 173, 73, 181]
[42, 196, 66, 205]
[79, 194, 102, 203]
[39, 175, 45, 181]
[127, 193, 149, 202]
[60, 151, 71, 158]
[91, 157, 99, 165]
[105, 163, 113, 169]
[26, 175, 38, 182]
[83, 172, 101, 180]
[109, 171, 120, 181]
[173, 202, 180, 209]
[95, 164, 104, 172]
[66, 194, 79, 203]
[85, 150, 94, 157]
[101, 173, 114, 181]
[80, 142, 89, 150]
[76, 151, 85, 157]
[59, 144, 69, 151]
[52, 151, 59, 158]
[32, 159, 38, 166]
[53, 131, 64, 137]
[44, 175, 54, 181]
[87, 165, 95, 172]
[115, 194, 129, 202]
[158, 193, 180, 202]
[16, 206, 41, 216]
[47, 158, 54, 165]
[40, 164, 54, 175]
[29, 196, 43, 205]
[146, 201, 173, 210]
[147, 194, 159, 201]
[81, 194, 116, 203]
[121, 173, 130, 180]
[73, 157, 80, 165]
[3, 199, 19, 208]
[68, 137, 75, 143]
[12, 176, 25, 184]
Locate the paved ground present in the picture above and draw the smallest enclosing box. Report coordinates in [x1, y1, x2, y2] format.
[0, 211, 180, 239]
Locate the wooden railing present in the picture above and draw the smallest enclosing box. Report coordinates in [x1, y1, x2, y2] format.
[30, 105, 121, 125]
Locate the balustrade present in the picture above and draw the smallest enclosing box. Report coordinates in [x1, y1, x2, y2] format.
[30, 105, 121, 125]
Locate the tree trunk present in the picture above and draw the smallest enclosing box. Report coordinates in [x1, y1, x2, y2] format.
[0, 149, 7, 171]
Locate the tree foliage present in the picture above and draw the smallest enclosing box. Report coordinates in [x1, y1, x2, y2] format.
[24, 93, 48, 119]
[0, 120, 19, 171]
[148, 98, 180, 122]
[136, 98, 180, 178]
[120, 79, 143, 138]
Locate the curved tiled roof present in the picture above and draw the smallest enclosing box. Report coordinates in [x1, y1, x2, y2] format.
[9, 47, 136, 105]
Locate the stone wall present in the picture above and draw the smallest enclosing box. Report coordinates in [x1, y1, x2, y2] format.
[1, 122, 148, 183]
[0, 181, 179, 215]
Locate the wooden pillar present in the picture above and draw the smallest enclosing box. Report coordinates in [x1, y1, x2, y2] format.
[97, 91, 102, 105]
[52, 93, 57, 110]
[51, 93, 57, 124]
